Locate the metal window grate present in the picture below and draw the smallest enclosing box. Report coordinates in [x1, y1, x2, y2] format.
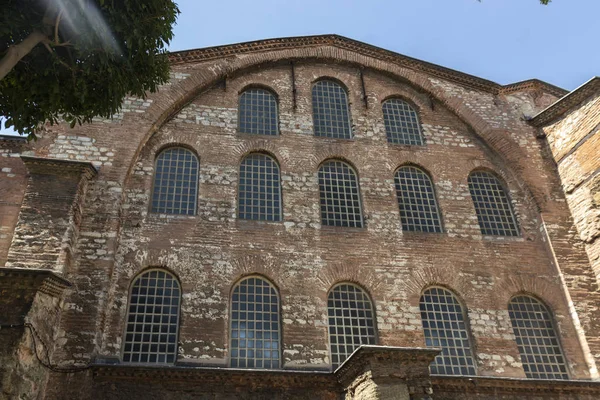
[151, 147, 199, 215]
[123, 269, 180, 364]
[468, 171, 519, 236]
[395, 166, 442, 233]
[238, 88, 278, 135]
[318, 160, 363, 228]
[230, 277, 281, 369]
[420, 287, 476, 376]
[328, 284, 376, 369]
[508, 296, 569, 380]
[312, 80, 352, 139]
[238, 153, 282, 221]
[383, 99, 424, 145]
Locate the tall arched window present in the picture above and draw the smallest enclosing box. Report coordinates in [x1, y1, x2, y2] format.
[238, 88, 278, 136]
[383, 98, 424, 145]
[238, 153, 282, 221]
[508, 295, 569, 379]
[468, 171, 519, 236]
[312, 80, 352, 139]
[151, 147, 199, 215]
[420, 287, 476, 375]
[318, 160, 363, 228]
[328, 283, 377, 369]
[230, 276, 281, 369]
[394, 166, 442, 232]
[123, 269, 181, 364]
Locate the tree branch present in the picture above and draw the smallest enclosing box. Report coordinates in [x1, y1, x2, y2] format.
[0, 31, 48, 80]
[54, 9, 64, 44]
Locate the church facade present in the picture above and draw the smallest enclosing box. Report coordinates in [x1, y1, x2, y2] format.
[1, 35, 599, 399]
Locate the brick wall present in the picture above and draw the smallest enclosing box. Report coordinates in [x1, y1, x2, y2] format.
[2, 38, 600, 399]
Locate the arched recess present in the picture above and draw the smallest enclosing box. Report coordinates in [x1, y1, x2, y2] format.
[119, 46, 546, 215]
[98, 43, 552, 353]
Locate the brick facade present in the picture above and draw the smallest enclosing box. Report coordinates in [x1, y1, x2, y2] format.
[1, 35, 599, 399]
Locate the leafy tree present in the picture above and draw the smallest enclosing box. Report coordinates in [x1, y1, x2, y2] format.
[0, 0, 179, 138]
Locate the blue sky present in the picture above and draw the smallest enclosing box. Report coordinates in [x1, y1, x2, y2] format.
[2, 0, 598, 134]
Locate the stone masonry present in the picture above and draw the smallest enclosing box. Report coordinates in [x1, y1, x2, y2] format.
[1, 35, 600, 399]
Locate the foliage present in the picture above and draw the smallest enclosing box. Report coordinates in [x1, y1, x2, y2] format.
[0, 0, 179, 139]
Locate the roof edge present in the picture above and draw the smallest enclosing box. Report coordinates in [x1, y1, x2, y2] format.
[529, 77, 600, 127]
[167, 34, 566, 96]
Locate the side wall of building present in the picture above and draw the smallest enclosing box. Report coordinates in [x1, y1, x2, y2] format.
[542, 93, 600, 279]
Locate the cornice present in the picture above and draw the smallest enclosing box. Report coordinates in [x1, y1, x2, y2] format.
[0, 268, 71, 296]
[168, 34, 567, 97]
[432, 375, 600, 395]
[529, 77, 600, 127]
[93, 364, 337, 390]
[20, 156, 98, 179]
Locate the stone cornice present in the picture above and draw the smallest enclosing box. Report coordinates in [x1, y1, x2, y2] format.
[0, 268, 71, 297]
[334, 345, 440, 387]
[20, 156, 98, 179]
[432, 375, 600, 395]
[529, 77, 600, 127]
[168, 34, 567, 97]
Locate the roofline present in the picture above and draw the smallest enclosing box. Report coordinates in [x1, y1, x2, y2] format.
[167, 34, 567, 97]
[529, 76, 600, 127]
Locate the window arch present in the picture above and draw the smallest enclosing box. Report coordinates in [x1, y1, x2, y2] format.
[394, 165, 442, 232]
[122, 269, 181, 364]
[238, 88, 278, 136]
[508, 295, 569, 379]
[328, 283, 377, 369]
[382, 98, 424, 145]
[468, 171, 519, 236]
[312, 80, 352, 139]
[230, 276, 281, 369]
[151, 147, 199, 215]
[238, 153, 282, 221]
[420, 287, 476, 375]
[318, 160, 363, 228]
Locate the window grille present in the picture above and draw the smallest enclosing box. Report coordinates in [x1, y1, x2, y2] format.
[395, 166, 442, 232]
[230, 277, 281, 369]
[151, 147, 199, 215]
[468, 171, 519, 236]
[312, 80, 352, 139]
[238, 88, 278, 136]
[508, 296, 569, 380]
[328, 283, 376, 369]
[238, 153, 282, 221]
[318, 160, 363, 228]
[383, 99, 424, 145]
[420, 287, 476, 375]
[123, 269, 180, 364]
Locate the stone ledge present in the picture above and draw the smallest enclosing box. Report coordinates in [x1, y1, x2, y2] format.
[0, 268, 71, 325]
[20, 155, 98, 179]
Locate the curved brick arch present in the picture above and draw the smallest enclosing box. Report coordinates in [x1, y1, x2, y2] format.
[122, 46, 542, 212]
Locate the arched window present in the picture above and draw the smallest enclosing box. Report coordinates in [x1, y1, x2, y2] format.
[508, 295, 569, 379]
[312, 80, 352, 139]
[238, 153, 282, 221]
[395, 166, 442, 233]
[230, 276, 281, 369]
[318, 160, 363, 228]
[123, 269, 181, 364]
[238, 88, 278, 136]
[328, 283, 376, 369]
[383, 98, 424, 145]
[468, 171, 519, 236]
[420, 287, 476, 375]
[151, 147, 199, 215]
